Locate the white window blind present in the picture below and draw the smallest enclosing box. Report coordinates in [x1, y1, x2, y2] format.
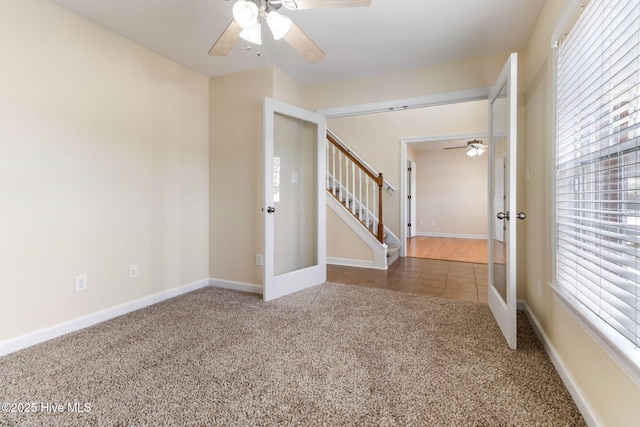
[556, 0, 640, 354]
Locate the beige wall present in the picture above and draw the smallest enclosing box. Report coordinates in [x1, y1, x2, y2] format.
[326, 207, 374, 262]
[209, 67, 273, 285]
[413, 148, 488, 237]
[0, 0, 210, 341]
[273, 67, 307, 107]
[524, 1, 640, 425]
[306, 53, 511, 111]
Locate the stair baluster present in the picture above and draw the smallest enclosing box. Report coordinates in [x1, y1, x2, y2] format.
[332, 145, 337, 196]
[351, 163, 356, 216]
[358, 169, 363, 222]
[365, 178, 370, 228]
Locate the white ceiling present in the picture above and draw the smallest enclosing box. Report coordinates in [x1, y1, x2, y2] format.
[50, 0, 545, 86]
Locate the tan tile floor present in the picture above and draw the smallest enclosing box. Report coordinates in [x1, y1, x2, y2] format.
[327, 257, 488, 304]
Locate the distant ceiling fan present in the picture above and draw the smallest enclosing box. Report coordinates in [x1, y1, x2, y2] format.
[444, 139, 487, 157]
[209, 0, 372, 63]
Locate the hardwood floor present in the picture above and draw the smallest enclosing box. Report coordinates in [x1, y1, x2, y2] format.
[406, 236, 488, 263]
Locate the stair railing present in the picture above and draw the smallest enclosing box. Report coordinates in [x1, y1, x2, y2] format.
[326, 133, 385, 243]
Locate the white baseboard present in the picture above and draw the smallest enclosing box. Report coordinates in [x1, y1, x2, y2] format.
[209, 278, 263, 294]
[327, 257, 387, 270]
[416, 232, 488, 239]
[0, 278, 210, 358]
[518, 300, 602, 427]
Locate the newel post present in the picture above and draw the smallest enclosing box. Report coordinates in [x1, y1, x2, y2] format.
[377, 173, 384, 243]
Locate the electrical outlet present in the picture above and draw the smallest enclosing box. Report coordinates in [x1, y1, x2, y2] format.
[536, 279, 542, 298]
[431, 220, 436, 226]
[256, 254, 263, 266]
[129, 264, 138, 279]
[75, 274, 87, 293]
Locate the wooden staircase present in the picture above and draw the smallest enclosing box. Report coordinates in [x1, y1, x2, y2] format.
[326, 131, 399, 268]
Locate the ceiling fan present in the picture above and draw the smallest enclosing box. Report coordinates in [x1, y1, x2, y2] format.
[209, 0, 372, 64]
[444, 139, 487, 157]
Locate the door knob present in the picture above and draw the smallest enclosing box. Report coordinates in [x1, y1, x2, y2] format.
[516, 212, 526, 220]
[496, 212, 509, 220]
[266, 206, 276, 214]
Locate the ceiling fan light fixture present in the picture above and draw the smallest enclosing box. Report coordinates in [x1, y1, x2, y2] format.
[239, 22, 262, 45]
[233, 0, 259, 29]
[266, 11, 292, 40]
[465, 142, 486, 157]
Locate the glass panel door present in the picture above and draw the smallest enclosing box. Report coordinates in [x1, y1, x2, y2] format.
[264, 98, 326, 301]
[492, 84, 508, 304]
[488, 53, 518, 349]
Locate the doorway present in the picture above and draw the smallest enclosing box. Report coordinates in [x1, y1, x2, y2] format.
[322, 95, 492, 304]
[403, 131, 489, 264]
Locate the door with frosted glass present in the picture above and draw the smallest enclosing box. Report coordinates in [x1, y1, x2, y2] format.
[488, 53, 522, 349]
[263, 98, 326, 301]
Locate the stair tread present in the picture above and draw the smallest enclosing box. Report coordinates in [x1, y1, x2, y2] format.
[386, 245, 400, 257]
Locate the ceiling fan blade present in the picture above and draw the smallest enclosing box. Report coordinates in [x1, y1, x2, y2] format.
[283, 22, 325, 64]
[444, 146, 467, 150]
[287, 0, 372, 9]
[208, 21, 242, 56]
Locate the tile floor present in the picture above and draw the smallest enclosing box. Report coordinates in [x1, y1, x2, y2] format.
[327, 257, 488, 304]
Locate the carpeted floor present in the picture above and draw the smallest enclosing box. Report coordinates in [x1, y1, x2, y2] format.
[0, 284, 585, 426]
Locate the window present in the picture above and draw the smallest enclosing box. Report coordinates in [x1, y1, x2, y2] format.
[555, 0, 640, 374]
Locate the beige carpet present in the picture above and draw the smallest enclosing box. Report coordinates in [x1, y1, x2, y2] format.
[0, 284, 584, 426]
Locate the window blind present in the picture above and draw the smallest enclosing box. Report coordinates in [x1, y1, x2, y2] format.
[556, 0, 640, 350]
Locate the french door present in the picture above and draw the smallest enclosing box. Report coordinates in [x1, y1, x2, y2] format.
[488, 53, 522, 349]
[263, 98, 326, 301]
